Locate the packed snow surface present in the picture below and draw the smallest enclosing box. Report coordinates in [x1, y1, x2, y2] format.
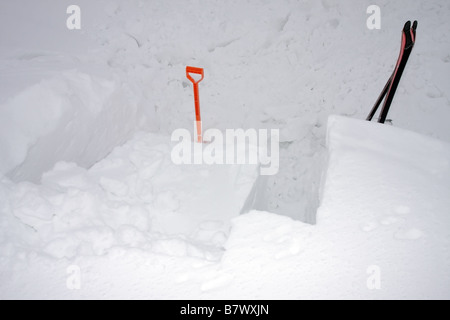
[1, 0, 450, 299]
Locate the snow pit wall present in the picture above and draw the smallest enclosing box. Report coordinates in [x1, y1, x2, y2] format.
[0, 70, 157, 183]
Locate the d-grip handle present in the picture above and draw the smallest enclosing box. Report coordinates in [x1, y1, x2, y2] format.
[186, 66, 204, 84]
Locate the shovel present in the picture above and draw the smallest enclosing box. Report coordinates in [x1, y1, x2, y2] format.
[186, 66, 204, 143]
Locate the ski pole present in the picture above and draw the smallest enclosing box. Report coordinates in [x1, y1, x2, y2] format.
[186, 66, 204, 143]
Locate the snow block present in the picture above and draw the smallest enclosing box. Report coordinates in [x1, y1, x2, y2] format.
[316, 115, 450, 298]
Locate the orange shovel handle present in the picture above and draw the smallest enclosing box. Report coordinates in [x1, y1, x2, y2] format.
[186, 66, 204, 84]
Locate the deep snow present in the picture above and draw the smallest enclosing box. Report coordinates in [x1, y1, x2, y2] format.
[1, 116, 449, 299]
[0, 0, 450, 299]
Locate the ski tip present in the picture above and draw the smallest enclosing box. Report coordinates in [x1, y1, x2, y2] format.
[403, 21, 411, 32]
[412, 20, 418, 31]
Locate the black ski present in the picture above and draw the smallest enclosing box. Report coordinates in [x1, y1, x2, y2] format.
[367, 20, 417, 123]
[366, 74, 393, 121]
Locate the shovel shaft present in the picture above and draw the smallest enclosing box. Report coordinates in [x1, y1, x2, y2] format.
[193, 83, 201, 122]
[193, 83, 202, 142]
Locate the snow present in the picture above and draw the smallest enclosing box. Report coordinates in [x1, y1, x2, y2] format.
[316, 116, 450, 299]
[2, 116, 449, 299]
[1, 0, 450, 299]
[2, 132, 259, 262]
